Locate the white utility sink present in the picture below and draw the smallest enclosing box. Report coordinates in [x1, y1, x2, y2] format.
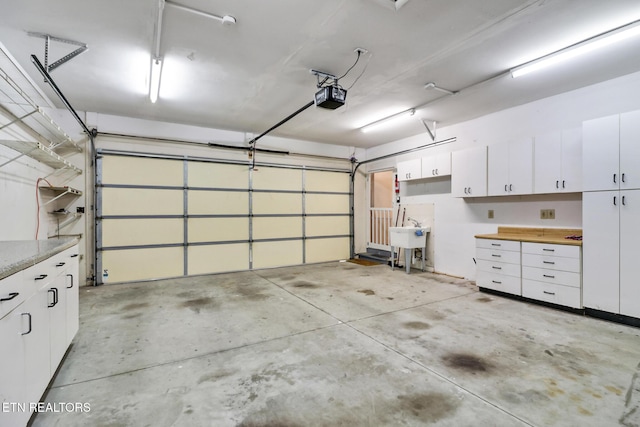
[389, 226, 431, 274]
[389, 226, 430, 248]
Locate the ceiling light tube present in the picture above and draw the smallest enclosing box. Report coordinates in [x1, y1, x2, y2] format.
[361, 109, 416, 133]
[165, 0, 236, 24]
[511, 19, 640, 78]
[149, 57, 163, 103]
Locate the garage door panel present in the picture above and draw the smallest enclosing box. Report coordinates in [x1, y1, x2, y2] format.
[305, 194, 349, 214]
[188, 244, 249, 275]
[102, 188, 183, 215]
[306, 216, 349, 237]
[102, 218, 183, 247]
[253, 193, 302, 215]
[253, 217, 302, 240]
[102, 156, 182, 186]
[102, 247, 183, 283]
[188, 162, 248, 189]
[253, 167, 302, 191]
[306, 170, 349, 192]
[188, 191, 248, 215]
[253, 241, 303, 269]
[306, 238, 350, 263]
[188, 218, 249, 242]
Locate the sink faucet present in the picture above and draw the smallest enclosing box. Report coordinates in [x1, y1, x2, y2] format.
[407, 217, 421, 227]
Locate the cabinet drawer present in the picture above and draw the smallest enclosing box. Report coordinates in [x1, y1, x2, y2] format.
[521, 253, 581, 272]
[476, 239, 520, 252]
[476, 248, 520, 264]
[22, 262, 55, 288]
[477, 259, 521, 277]
[522, 266, 581, 288]
[0, 272, 27, 319]
[522, 279, 581, 308]
[476, 271, 521, 295]
[521, 242, 580, 258]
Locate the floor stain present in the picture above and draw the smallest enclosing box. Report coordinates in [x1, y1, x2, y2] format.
[357, 289, 375, 296]
[578, 406, 593, 416]
[396, 392, 459, 422]
[180, 297, 215, 313]
[292, 281, 319, 289]
[606, 385, 623, 396]
[545, 350, 554, 357]
[442, 353, 493, 374]
[476, 297, 492, 303]
[403, 321, 431, 330]
[122, 302, 149, 311]
[197, 370, 234, 384]
[122, 313, 142, 320]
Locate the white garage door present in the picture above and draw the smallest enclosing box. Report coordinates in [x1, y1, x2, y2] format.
[96, 151, 351, 283]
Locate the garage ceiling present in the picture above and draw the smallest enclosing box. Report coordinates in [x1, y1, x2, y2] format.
[1, 0, 640, 148]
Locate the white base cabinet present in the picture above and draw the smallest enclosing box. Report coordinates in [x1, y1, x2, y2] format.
[0, 245, 79, 427]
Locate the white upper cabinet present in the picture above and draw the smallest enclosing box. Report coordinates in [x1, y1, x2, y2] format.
[396, 158, 422, 181]
[487, 138, 533, 196]
[620, 110, 640, 190]
[534, 128, 582, 194]
[421, 153, 451, 178]
[583, 114, 620, 192]
[452, 146, 487, 197]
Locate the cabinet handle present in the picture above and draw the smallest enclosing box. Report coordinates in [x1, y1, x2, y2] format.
[406, 173, 411, 179]
[543, 291, 556, 295]
[491, 254, 502, 257]
[35, 274, 48, 281]
[504, 184, 508, 192]
[435, 168, 439, 175]
[613, 173, 617, 184]
[614, 196, 617, 206]
[543, 274, 555, 278]
[56, 262, 66, 267]
[492, 280, 502, 284]
[542, 248, 555, 252]
[492, 266, 502, 270]
[509, 184, 513, 191]
[21, 313, 32, 335]
[66, 274, 74, 289]
[468, 187, 472, 194]
[0, 292, 19, 302]
[556, 180, 559, 189]
[464, 187, 468, 194]
[562, 180, 565, 188]
[48, 288, 58, 308]
[70, 254, 79, 258]
[622, 173, 626, 183]
[622, 196, 626, 206]
[491, 243, 501, 247]
[543, 261, 555, 265]
[432, 169, 435, 175]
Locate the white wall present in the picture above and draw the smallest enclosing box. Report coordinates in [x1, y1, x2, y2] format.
[364, 70, 640, 280]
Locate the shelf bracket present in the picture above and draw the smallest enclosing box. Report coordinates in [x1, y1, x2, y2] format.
[28, 32, 88, 72]
[421, 119, 437, 141]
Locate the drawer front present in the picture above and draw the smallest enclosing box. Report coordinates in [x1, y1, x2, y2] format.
[476, 248, 521, 264]
[476, 239, 520, 252]
[22, 262, 55, 290]
[521, 242, 580, 258]
[0, 271, 28, 319]
[522, 279, 581, 308]
[522, 266, 581, 288]
[476, 270, 521, 295]
[477, 259, 521, 277]
[521, 253, 581, 272]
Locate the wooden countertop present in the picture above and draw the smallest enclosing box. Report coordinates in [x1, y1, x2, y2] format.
[475, 227, 582, 246]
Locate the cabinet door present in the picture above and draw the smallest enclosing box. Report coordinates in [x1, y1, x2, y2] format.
[22, 286, 51, 406]
[560, 128, 582, 192]
[534, 131, 562, 194]
[508, 138, 533, 195]
[435, 152, 451, 176]
[620, 190, 640, 318]
[583, 115, 619, 191]
[65, 268, 79, 346]
[397, 158, 422, 181]
[0, 311, 27, 427]
[582, 191, 620, 313]
[421, 156, 437, 178]
[452, 146, 487, 197]
[620, 110, 640, 190]
[488, 142, 510, 196]
[48, 274, 68, 374]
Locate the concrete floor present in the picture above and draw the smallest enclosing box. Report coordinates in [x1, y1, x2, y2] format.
[32, 262, 640, 426]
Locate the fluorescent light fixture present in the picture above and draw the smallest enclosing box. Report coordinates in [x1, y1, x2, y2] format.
[149, 57, 163, 103]
[361, 109, 415, 133]
[511, 20, 640, 78]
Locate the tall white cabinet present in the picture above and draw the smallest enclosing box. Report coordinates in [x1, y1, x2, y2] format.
[582, 111, 640, 318]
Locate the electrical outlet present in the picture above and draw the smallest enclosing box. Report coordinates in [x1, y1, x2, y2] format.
[548, 209, 555, 219]
[540, 209, 547, 219]
[488, 210, 494, 219]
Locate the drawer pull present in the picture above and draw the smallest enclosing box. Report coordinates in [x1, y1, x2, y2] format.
[543, 261, 555, 265]
[492, 280, 502, 284]
[66, 274, 74, 289]
[491, 254, 502, 257]
[35, 274, 48, 281]
[491, 243, 501, 247]
[543, 291, 556, 295]
[21, 313, 32, 335]
[56, 262, 66, 267]
[543, 274, 555, 278]
[48, 288, 59, 308]
[1, 292, 19, 302]
[70, 254, 79, 258]
[542, 248, 555, 252]
[492, 266, 502, 270]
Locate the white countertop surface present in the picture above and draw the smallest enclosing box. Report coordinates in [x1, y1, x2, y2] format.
[0, 238, 78, 281]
